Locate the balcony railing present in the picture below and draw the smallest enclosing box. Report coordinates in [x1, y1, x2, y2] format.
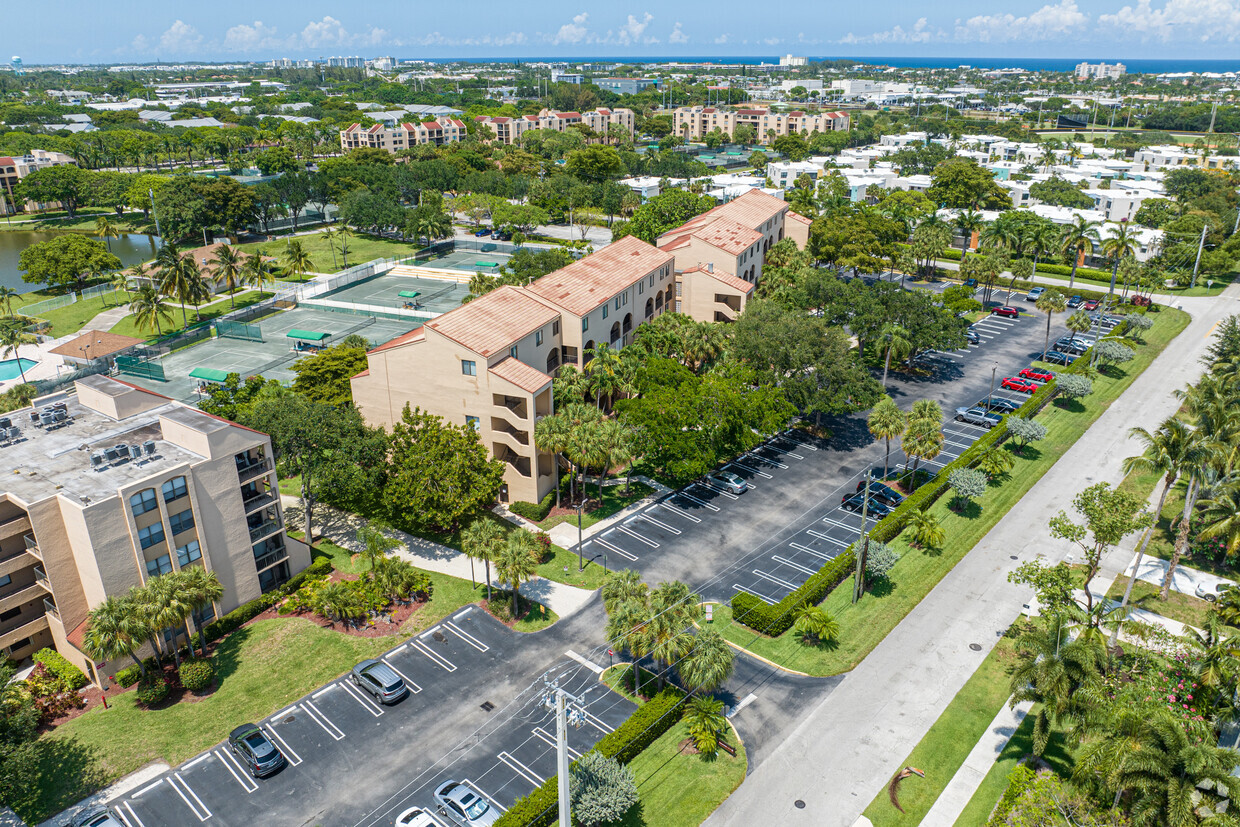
[254, 549, 288, 572]
[22, 533, 41, 558]
[241, 489, 278, 513]
[43, 597, 58, 621]
[248, 518, 283, 543]
[32, 566, 49, 592]
[236, 457, 272, 482]
[0, 614, 49, 649]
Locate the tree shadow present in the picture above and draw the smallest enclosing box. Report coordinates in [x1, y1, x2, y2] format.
[21, 734, 111, 825]
[867, 577, 896, 598]
[949, 500, 983, 520]
[211, 625, 253, 684]
[1053, 398, 1086, 413]
[1007, 444, 1041, 462]
[818, 412, 876, 452]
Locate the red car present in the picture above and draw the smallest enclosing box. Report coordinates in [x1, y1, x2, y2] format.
[1018, 367, 1055, 382]
[1082, 299, 1099, 311]
[1001, 376, 1039, 393]
[991, 306, 1019, 318]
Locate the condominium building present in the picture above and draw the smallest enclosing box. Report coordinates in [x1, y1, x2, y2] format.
[1076, 61, 1126, 80]
[594, 77, 659, 95]
[339, 117, 468, 153]
[0, 149, 77, 216]
[473, 108, 636, 146]
[780, 55, 808, 67]
[672, 106, 849, 144]
[0, 375, 308, 686]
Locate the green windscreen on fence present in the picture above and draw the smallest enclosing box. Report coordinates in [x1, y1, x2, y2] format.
[397, 291, 421, 299]
[475, 262, 500, 269]
[216, 319, 264, 342]
[115, 356, 166, 382]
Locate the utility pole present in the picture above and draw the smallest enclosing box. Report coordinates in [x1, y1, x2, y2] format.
[541, 673, 588, 825]
[1191, 223, 1208, 288]
[149, 188, 162, 246]
[851, 470, 872, 604]
[1207, 100, 1219, 134]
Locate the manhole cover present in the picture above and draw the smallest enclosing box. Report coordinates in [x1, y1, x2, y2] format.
[282, 714, 296, 724]
[969, 643, 983, 651]
[794, 800, 806, 809]
[1010, 555, 1018, 560]
[433, 631, 447, 643]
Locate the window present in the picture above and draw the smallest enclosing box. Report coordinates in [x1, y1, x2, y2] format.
[129, 489, 157, 516]
[168, 509, 195, 536]
[582, 317, 589, 332]
[622, 293, 628, 306]
[0, 607, 21, 622]
[162, 476, 187, 504]
[193, 604, 216, 628]
[552, 320, 560, 335]
[615, 297, 621, 310]
[649, 274, 655, 287]
[176, 540, 202, 567]
[602, 305, 608, 319]
[461, 360, 476, 377]
[138, 523, 165, 550]
[0, 574, 10, 588]
[638, 282, 643, 295]
[510, 345, 518, 359]
[535, 330, 543, 346]
[145, 554, 172, 577]
[6, 636, 30, 651]
[466, 415, 480, 430]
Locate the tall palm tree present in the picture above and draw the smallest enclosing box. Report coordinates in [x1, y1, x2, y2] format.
[0, 286, 19, 318]
[146, 573, 193, 667]
[128, 284, 173, 337]
[1009, 615, 1105, 756]
[954, 209, 985, 259]
[1022, 220, 1059, 280]
[179, 567, 224, 657]
[332, 225, 353, 268]
[534, 415, 571, 510]
[282, 239, 315, 283]
[461, 518, 505, 597]
[868, 396, 906, 479]
[183, 269, 211, 324]
[585, 342, 623, 409]
[155, 248, 196, 329]
[1074, 704, 1167, 810]
[82, 595, 149, 676]
[565, 414, 606, 503]
[496, 530, 541, 617]
[1035, 289, 1067, 359]
[678, 630, 735, 693]
[209, 245, 244, 309]
[878, 323, 911, 388]
[127, 585, 166, 666]
[1065, 309, 1093, 347]
[1101, 221, 1139, 303]
[605, 591, 654, 694]
[601, 568, 647, 615]
[647, 581, 702, 690]
[901, 417, 944, 490]
[1114, 714, 1239, 827]
[597, 418, 636, 497]
[94, 215, 120, 252]
[109, 270, 134, 307]
[0, 323, 31, 384]
[1060, 215, 1101, 289]
[241, 252, 276, 294]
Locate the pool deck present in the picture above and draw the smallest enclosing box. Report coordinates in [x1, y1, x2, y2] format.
[0, 339, 71, 392]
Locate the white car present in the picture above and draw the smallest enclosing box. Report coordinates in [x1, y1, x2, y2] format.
[1195, 582, 1231, 602]
[398, 807, 449, 827]
[706, 470, 748, 494]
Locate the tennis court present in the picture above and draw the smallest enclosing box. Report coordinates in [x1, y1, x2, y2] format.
[415, 246, 513, 273]
[120, 306, 417, 401]
[320, 270, 473, 315]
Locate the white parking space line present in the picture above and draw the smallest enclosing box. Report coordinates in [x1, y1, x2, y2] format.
[634, 513, 681, 534]
[380, 658, 421, 693]
[699, 483, 739, 500]
[943, 437, 973, 450]
[752, 569, 799, 590]
[822, 515, 863, 532]
[733, 583, 777, 604]
[726, 693, 758, 719]
[464, 780, 507, 813]
[592, 536, 638, 562]
[133, 780, 163, 798]
[411, 638, 458, 672]
[783, 433, 818, 450]
[214, 748, 258, 793]
[616, 525, 659, 548]
[311, 683, 337, 700]
[728, 460, 772, 479]
[263, 724, 303, 766]
[566, 649, 604, 675]
[675, 491, 721, 511]
[168, 774, 211, 821]
[341, 680, 385, 717]
[454, 607, 474, 620]
[659, 501, 701, 522]
[582, 708, 617, 734]
[790, 542, 835, 561]
[806, 529, 851, 547]
[498, 752, 545, 786]
[764, 444, 804, 459]
[533, 727, 582, 759]
[743, 453, 788, 470]
[772, 555, 816, 575]
[183, 753, 212, 770]
[299, 701, 346, 740]
[444, 620, 489, 652]
[120, 802, 146, 827]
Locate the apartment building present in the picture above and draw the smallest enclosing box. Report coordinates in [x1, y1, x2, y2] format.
[672, 106, 849, 144]
[0, 149, 77, 215]
[339, 117, 468, 153]
[0, 375, 307, 685]
[1076, 61, 1126, 80]
[594, 77, 659, 95]
[474, 108, 635, 145]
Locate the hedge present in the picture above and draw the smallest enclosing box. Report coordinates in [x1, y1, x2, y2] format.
[928, 245, 1114, 281]
[115, 658, 157, 688]
[32, 648, 89, 691]
[135, 674, 168, 707]
[988, 764, 1037, 825]
[494, 689, 685, 827]
[509, 492, 554, 523]
[731, 549, 856, 636]
[178, 657, 215, 691]
[202, 555, 332, 643]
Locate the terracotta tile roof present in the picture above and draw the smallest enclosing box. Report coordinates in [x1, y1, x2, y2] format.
[352, 369, 370, 378]
[686, 218, 763, 256]
[788, 210, 812, 226]
[425, 286, 559, 358]
[66, 618, 88, 652]
[659, 190, 789, 243]
[658, 235, 693, 252]
[736, 109, 768, 116]
[703, 269, 756, 294]
[489, 357, 552, 394]
[368, 327, 424, 354]
[422, 121, 442, 131]
[824, 111, 848, 119]
[49, 330, 144, 360]
[525, 236, 672, 317]
[0, 157, 16, 166]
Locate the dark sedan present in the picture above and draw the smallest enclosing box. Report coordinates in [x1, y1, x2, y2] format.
[977, 396, 1021, 414]
[228, 724, 286, 778]
[1041, 350, 1077, 366]
[841, 493, 893, 517]
[1066, 295, 1083, 308]
[855, 479, 905, 507]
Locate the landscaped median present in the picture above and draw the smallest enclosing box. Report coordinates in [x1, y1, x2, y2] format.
[701, 307, 1191, 677]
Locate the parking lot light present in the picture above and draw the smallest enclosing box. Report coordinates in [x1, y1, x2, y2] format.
[988, 362, 998, 401]
[576, 499, 584, 572]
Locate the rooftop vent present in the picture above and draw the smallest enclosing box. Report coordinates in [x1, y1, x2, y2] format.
[90, 453, 104, 469]
[143, 441, 156, 456]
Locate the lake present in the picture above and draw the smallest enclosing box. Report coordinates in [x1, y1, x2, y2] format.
[0, 230, 160, 293]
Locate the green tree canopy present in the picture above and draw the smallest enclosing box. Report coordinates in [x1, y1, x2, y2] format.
[17, 234, 121, 290]
[611, 189, 718, 243]
[291, 344, 369, 406]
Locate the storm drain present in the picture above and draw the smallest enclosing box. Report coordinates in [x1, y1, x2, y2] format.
[969, 643, 983, 651]
[794, 800, 806, 809]
[433, 630, 447, 643]
[480, 701, 495, 712]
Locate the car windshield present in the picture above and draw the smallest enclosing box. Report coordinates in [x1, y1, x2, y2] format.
[243, 733, 273, 757]
[461, 794, 489, 819]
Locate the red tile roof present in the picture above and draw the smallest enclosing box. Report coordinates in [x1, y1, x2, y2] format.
[680, 266, 755, 295]
[368, 327, 425, 354]
[425, 286, 559, 357]
[66, 618, 88, 652]
[659, 190, 789, 243]
[525, 236, 672, 317]
[489, 357, 552, 394]
[686, 218, 763, 256]
[788, 210, 812, 226]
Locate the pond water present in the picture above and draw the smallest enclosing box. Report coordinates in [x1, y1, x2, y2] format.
[0, 230, 160, 293]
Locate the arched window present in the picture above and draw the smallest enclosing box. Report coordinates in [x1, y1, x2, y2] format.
[162, 476, 188, 503]
[129, 489, 157, 516]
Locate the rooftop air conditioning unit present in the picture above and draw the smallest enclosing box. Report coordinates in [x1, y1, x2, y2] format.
[90, 453, 105, 469]
[103, 447, 119, 463]
[129, 445, 142, 460]
[143, 441, 156, 456]
[7, 428, 18, 441]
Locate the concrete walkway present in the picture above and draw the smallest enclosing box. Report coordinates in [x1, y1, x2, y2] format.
[1127, 555, 1236, 598]
[282, 497, 596, 619]
[709, 285, 1240, 826]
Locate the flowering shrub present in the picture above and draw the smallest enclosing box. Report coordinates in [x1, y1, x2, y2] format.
[22, 663, 86, 723]
[1103, 651, 1207, 725]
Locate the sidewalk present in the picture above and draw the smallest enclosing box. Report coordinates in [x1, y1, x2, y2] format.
[497, 475, 672, 549]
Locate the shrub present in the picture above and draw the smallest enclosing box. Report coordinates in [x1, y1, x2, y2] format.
[114, 657, 157, 688]
[178, 658, 215, 692]
[731, 550, 855, 636]
[509, 496, 553, 523]
[1055, 373, 1093, 403]
[135, 675, 169, 707]
[988, 763, 1037, 825]
[32, 648, 89, 691]
[204, 556, 333, 642]
[863, 541, 900, 579]
[570, 751, 638, 826]
[1006, 416, 1048, 453]
[947, 467, 988, 510]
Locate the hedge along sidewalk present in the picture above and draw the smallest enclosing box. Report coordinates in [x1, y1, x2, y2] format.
[706, 308, 1191, 677]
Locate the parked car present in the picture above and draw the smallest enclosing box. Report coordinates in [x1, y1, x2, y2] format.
[1018, 367, 1055, 383]
[1195, 582, 1231, 602]
[351, 659, 408, 704]
[1083, 299, 1099, 311]
[965, 327, 981, 345]
[1066, 295, 1083, 308]
[841, 493, 893, 517]
[490, 230, 511, 241]
[706, 470, 748, 494]
[71, 809, 125, 827]
[435, 781, 501, 827]
[1026, 286, 1046, 302]
[955, 407, 1002, 428]
[473, 227, 491, 237]
[991, 305, 1019, 318]
[228, 724, 286, 778]
[1041, 350, 1077, 366]
[855, 479, 905, 507]
[1001, 376, 1039, 394]
[963, 277, 979, 288]
[1054, 338, 1090, 355]
[398, 808, 448, 827]
[977, 396, 1022, 414]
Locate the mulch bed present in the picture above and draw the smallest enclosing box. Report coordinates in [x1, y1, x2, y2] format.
[249, 570, 429, 638]
[479, 594, 542, 629]
[542, 495, 599, 522]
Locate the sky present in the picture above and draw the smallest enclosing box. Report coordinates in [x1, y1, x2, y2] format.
[13, 0, 1240, 64]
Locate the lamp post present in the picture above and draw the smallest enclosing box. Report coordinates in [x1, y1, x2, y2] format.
[576, 498, 584, 572]
[988, 362, 998, 402]
[149, 188, 162, 246]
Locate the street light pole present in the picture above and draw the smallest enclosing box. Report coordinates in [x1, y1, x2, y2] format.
[988, 362, 998, 402]
[149, 188, 162, 246]
[576, 499, 584, 572]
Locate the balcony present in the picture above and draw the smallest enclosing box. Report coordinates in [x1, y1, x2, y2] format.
[236, 456, 272, 483]
[0, 582, 50, 615]
[43, 597, 58, 622]
[248, 517, 283, 544]
[0, 549, 38, 580]
[23, 534, 42, 561]
[241, 489, 278, 514]
[0, 515, 31, 541]
[32, 566, 50, 592]
[0, 613, 49, 650]
[493, 394, 528, 420]
[490, 418, 530, 448]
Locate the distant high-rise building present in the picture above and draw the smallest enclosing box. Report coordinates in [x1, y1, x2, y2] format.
[1075, 61, 1126, 80]
[326, 56, 365, 68]
[780, 55, 807, 67]
[372, 57, 397, 71]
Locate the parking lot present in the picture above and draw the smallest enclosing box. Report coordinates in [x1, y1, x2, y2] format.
[105, 607, 633, 827]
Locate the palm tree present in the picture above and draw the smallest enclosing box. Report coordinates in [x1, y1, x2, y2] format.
[109, 270, 134, 307]
[901, 417, 944, 490]
[878, 324, 911, 389]
[1198, 476, 1240, 562]
[145, 573, 193, 668]
[182, 269, 211, 324]
[867, 396, 906, 479]
[907, 510, 945, 549]
[792, 604, 840, 647]
[682, 696, 729, 757]
[1187, 614, 1240, 703]
[179, 567, 224, 657]
[0, 323, 31, 384]
[678, 630, 734, 693]
[535, 414, 571, 510]
[241, 252, 276, 293]
[282, 239, 315, 282]
[604, 586, 654, 693]
[155, 248, 196, 329]
[128, 284, 173, 337]
[82, 595, 149, 677]
[597, 419, 635, 497]
[601, 569, 647, 615]
[585, 342, 623, 409]
[1035, 289, 1067, 359]
[647, 581, 702, 691]
[1073, 704, 1165, 810]
[1065, 309, 1092, 347]
[356, 522, 399, 571]
[461, 518, 505, 597]
[95, 215, 120, 252]
[0, 286, 19, 317]
[565, 414, 607, 504]
[1008, 615, 1105, 756]
[331, 225, 353, 268]
[496, 530, 541, 617]
[1022, 220, 1059, 280]
[1101, 221, 1138, 303]
[1060, 216, 1101, 289]
[954, 209, 985, 259]
[1114, 714, 1239, 827]
[209, 245, 244, 309]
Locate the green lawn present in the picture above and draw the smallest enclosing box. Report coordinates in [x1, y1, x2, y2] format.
[1105, 575, 1212, 629]
[236, 230, 419, 274]
[20, 292, 118, 337]
[0, 208, 151, 233]
[862, 635, 1018, 826]
[107, 290, 272, 340]
[702, 308, 1191, 676]
[534, 482, 655, 531]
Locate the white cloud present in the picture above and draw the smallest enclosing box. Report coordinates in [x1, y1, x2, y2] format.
[1098, 0, 1240, 42]
[130, 34, 150, 53]
[714, 33, 730, 44]
[417, 31, 527, 47]
[763, 36, 781, 45]
[554, 12, 590, 44]
[618, 13, 653, 45]
[159, 20, 203, 54]
[669, 22, 688, 44]
[299, 15, 351, 48]
[841, 17, 936, 44]
[223, 21, 281, 53]
[953, 0, 1087, 42]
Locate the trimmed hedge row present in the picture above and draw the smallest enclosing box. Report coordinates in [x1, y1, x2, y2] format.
[494, 689, 685, 827]
[929, 245, 1113, 281]
[33, 648, 89, 691]
[202, 556, 332, 643]
[730, 549, 856, 636]
[509, 493, 553, 523]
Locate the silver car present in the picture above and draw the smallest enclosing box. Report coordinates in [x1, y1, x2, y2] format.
[435, 781, 500, 827]
[955, 407, 1002, 429]
[706, 470, 748, 494]
[71, 808, 125, 827]
[397, 807, 448, 827]
[351, 659, 408, 704]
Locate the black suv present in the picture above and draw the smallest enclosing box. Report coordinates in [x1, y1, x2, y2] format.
[841, 492, 893, 517]
[855, 479, 905, 507]
[228, 724, 286, 777]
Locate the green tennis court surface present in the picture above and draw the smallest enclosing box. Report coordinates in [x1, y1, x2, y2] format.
[320, 271, 471, 314]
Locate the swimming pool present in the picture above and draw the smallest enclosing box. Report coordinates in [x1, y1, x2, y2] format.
[0, 358, 37, 381]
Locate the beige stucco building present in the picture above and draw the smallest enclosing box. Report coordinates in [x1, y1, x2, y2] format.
[474, 107, 636, 146]
[672, 106, 849, 144]
[0, 375, 308, 686]
[340, 116, 468, 153]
